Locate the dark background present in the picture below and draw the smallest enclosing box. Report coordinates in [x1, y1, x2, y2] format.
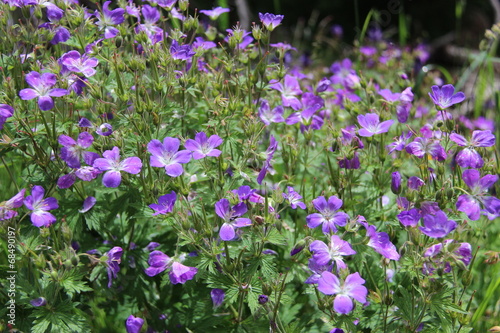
[192, 0, 497, 48]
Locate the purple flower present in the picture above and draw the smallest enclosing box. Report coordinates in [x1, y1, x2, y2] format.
[405, 137, 447, 161]
[232, 185, 264, 204]
[357, 113, 394, 137]
[215, 199, 252, 241]
[0, 104, 14, 130]
[338, 152, 360, 169]
[211, 288, 225, 308]
[310, 235, 356, 270]
[125, 315, 144, 333]
[149, 191, 176, 215]
[306, 196, 349, 233]
[378, 89, 400, 102]
[148, 137, 191, 177]
[360, 219, 400, 260]
[305, 259, 333, 284]
[391, 171, 401, 194]
[30, 297, 47, 307]
[0, 189, 25, 220]
[258, 99, 285, 125]
[397, 208, 421, 227]
[24, 186, 58, 227]
[19, 71, 68, 111]
[396, 87, 414, 123]
[282, 186, 306, 209]
[408, 176, 424, 190]
[169, 261, 198, 284]
[199, 7, 230, 20]
[59, 51, 99, 77]
[386, 131, 413, 154]
[145, 251, 197, 284]
[93, 147, 142, 188]
[257, 135, 278, 184]
[170, 40, 196, 61]
[428, 84, 465, 109]
[136, 5, 164, 44]
[419, 210, 456, 238]
[106, 246, 123, 288]
[316, 77, 331, 93]
[95, 1, 125, 39]
[79, 196, 96, 213]
[450, 130, 496, 168]
[96, 123, 113, 136]
[185, 132, 223, 160]
[456, 169, 500, 220]
[270, 75, 303, 110]
[258, 294, 269, 305]
[146, 242, 160, 251]
[58, 132, 95, 168]
[259, 12, 284, 31]
[318, 272, 368, 315]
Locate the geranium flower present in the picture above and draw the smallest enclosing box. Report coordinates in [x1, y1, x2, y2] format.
[106, 246, 123, 287]
[0, 104, 14, 130]
[149, 191, 176, 215]
[357, 113, 394, 137]
[318, 272, 368, 315]
[282, 186, 306, 209]
[258, 99, 285, 125]
[215, 199, 251, 241]
[184, 132, 223, 160]
[450, 130, 496, 168]
[306, 195, 349, 233]
[456, 169, 500, 220]
[136, 5, 164, 44]
[148, 137, 191, 177]
[199, 7, 230, 20]
[257, 135, 278, 184]
[93, 147, 142, 187]
[309, 235, 356, 270]
[144, 251, 197, 284]
[19, 71, 68, 111]
[125, 315, 144, 333]
[270, 75, 303, 110]
[259, 12, 284, 31]
[359, 217, 400, 260]
[428, 84, 465, 109]
[405, 137, 447, 161]
[0, 189, 26, 220]
[59, 50, 99, 77]
[419, 210, 456, 238]
[24, 186, 58, 227]
[95, 1, 125, 39]
[58, 132, 96, 168]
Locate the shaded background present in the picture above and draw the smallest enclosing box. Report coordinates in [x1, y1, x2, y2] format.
[192, 0, 498, 61]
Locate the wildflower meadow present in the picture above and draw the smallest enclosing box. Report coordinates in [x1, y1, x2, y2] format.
[0, 0, 499, 332]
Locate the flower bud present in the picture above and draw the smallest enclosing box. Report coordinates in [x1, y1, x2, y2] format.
[391, 171, 402, 194]
[178, 0, 189, 12]
[258, 295, 269, 305]
[290, 239, 306, 256]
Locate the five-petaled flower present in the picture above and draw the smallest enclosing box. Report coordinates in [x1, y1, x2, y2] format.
[318, 271, 368, 315]
[93, 147, 142, 188]
[456, 169, 500, 220]
[145, 251, 198, 284]
[450, 130, 496, 168]
[24, 186, 59, 227]
[19, 71, 68, 111]
[148, 137, 191, 177]
[357, 113, 394, 137]
[306, 195, 349, 233]
[0, 189, 26, 221]
[149, 191, 177, 215]
[184, 132, 223, 160]
[259, 12, 284, 31]
[215, 198, 252, 241]
[309, 235, 356, 270]
[428, 84, 465, 110]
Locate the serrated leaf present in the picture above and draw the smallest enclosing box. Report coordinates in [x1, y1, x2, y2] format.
[59, 270, 93, 298]
[264, 228, 287, 246]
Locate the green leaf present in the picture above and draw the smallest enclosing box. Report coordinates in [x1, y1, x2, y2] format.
[59, 270, 93, 298]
